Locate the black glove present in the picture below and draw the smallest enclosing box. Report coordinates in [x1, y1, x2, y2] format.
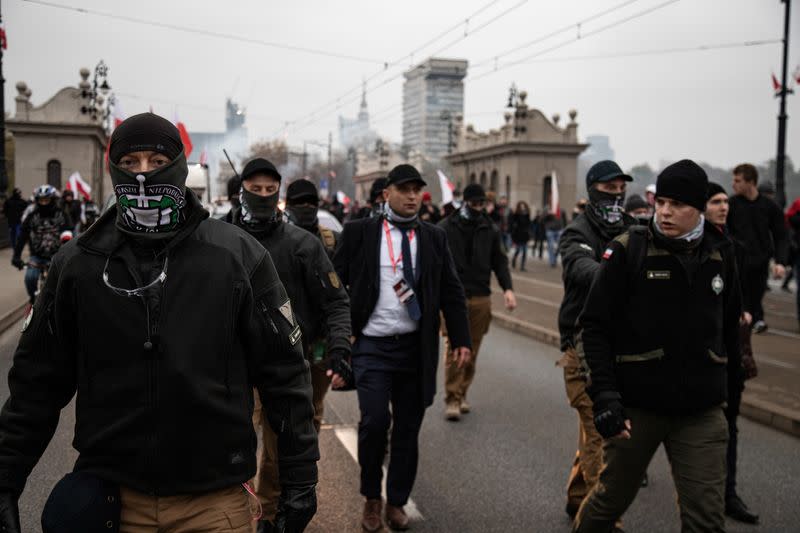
[328, 349, 355, 391]
[11, 257, 23, 271]
[273, 484, 317, 533]
[0, 492, 21, 533]
[592, 392, 627, 439]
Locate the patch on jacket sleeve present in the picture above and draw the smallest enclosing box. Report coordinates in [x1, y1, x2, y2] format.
[579, 243, 593, 253]
[602, 247, 614, 260]
[646, 270, 671, 280]
[327, 271, 341, 289]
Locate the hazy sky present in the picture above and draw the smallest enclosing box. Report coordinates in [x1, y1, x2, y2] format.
[5, 0, 799, 171]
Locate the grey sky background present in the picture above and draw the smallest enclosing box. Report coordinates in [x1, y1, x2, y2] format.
[5, 0, 800, 172]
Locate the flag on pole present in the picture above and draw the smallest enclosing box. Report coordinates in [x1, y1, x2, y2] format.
[65, 172, 92, 200]
[112, 100, 126, 130]
[336, 190, 351, 207]
[772, 73, 782, 93]
[550, 170, 560, 216]
[173, 114, 194, 159]
[199, 147, 208, 166]
[437, 169, 455, 205]
[0, 26, 8, 50]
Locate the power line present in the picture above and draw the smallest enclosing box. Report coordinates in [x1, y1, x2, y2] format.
[22, 0, 385, 64]
[468, 0, 682, 81]
[115, 91, 286, 123]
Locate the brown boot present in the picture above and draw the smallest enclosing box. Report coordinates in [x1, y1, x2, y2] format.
[385, 504, 410, 531]
[362, 499, 384, 532]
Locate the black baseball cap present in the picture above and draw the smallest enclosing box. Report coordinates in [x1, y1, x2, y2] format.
[586, 160, 633, 189]
[464, 183, 486, 202]
[369, 177, 388, 203]
[386, 164, 427, 187]
[286, 179, 319, 204]
[241, 158, 282, 182]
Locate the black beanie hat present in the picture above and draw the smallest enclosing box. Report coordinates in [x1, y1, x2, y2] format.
[241, 158, 282, 181]
[463, 183, 486, 202]
[624, 194, 648, 212]
[655, 159, 708, 211]
[369, 177, 388, 203]
[286, 179, 319, 204]
[109, 112, 183, 164]
[706, 182, 727, 201]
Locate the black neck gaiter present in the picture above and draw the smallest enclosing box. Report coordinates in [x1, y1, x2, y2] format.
[240, 189, 280, 225]
[286, 205, 319, 231]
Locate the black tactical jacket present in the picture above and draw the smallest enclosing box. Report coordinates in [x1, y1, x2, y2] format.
[581, 221, 742, 414]
[0, 194, 318, 497]
[233, 211, 351, 359]
[557, 210, 634, 350]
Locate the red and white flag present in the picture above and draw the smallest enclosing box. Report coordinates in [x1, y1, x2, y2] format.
[112, 100, 126, 129]
[437, 169, 455, 205]
[793, 65, 800, 85]
[173, 114, 194, 159]
[65, 172, 92, 200]
[550, 170, 560, 216]
[772, 73, 782, 93]
[336, 190, 351, 206]
[199, 147, 208, 166]
[0, 25, 8, 50]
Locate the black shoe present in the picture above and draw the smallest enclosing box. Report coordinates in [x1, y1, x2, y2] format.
[565, 502, 580, 519]
[726, 495, 759, 524]
[752, 320, 768, 334]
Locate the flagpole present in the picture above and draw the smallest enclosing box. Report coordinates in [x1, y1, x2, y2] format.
[775, 0, 792, 208]
[0, 0, 8, 196]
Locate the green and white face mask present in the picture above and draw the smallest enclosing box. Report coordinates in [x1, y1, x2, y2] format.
[109, 154, 188, 234]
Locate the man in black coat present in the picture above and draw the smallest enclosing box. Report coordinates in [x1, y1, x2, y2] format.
[556, 160, 634, 521]
[1, 188, 29, 251]
[0, 114, 319, 533]
[574, 160, 741, 533]
[334, 164, 471, 532]
[229, 158, 351, 532]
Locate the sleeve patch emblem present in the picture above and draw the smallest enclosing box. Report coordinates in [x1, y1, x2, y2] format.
[602, 247, 614, 260]
[278, 300, 296, 326]
[711, 274, 724, 295]
[327, 271, 341, 289]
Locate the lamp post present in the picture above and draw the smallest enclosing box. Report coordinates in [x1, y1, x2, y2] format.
[0, 2, 8, 195]
[80, 60, 113, 131]
[775, 0, 792, 208]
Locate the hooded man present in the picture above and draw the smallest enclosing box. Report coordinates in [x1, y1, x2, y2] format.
[229, 158, 352, 532]
[0, 113, 319, 533]
[556, 160, 635, 523]
[574, 160, 742, 533]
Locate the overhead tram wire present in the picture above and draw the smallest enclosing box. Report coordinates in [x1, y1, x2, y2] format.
[468, 0, 682, 81]
[274, 0, 528, 137]
[22, 0, 384, 64]
[115, 91, 287, 124]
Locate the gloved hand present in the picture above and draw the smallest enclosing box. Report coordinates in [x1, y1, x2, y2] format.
[327, 349, 355, 391]
[0, 491, 21, 533]
[11, 257, 23, 271]
[592, 392, 628, 439]
[273, 484, 317, 533]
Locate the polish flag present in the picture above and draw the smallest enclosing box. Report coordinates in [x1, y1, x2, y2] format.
[112, 100, 126, 129]
[336, 190, 351, 206]
[65, 171, 92, 200]
[199, 147, 208, 166]
[174, 114, 194, 159]
[437, 169, 455, 205]
[0, 26, 8, 50]
[550, 170, 560, 216]
[772, 73, 782, 93]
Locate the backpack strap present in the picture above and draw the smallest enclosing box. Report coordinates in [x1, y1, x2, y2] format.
[622, 224, 649, 280]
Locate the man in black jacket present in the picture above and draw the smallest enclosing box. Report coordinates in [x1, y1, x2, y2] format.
[334, 164, 471, 532]
[439, 183, 515, 421]
[229, 158, 352, 532]
[729, 163, 788, 333]
[556, 160, 634, 521]
[0, 114, 319, 533]
[573, 160, 741, 533]
[285, 179, 338, 260]
[2, 188, 28, 251]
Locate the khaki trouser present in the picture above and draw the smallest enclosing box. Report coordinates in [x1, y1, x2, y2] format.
[252, 362, 330, 520]
[557, 348, 604, 508]
[444, 296, 492, 404]
[574, 406, 728, 533]
[120, 485, 255, 532]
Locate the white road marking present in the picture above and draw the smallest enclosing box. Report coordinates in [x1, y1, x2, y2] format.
[333, 426, 424, 521]
[497, 290, 560, 309]
[764, 328, 800, 340]
[757, 355, 797, 370]
[509, 273, 564, 290]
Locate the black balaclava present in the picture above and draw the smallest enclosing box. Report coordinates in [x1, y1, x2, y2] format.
[588, 186, 626, 225]
[461, 183, 486, 222]
[108, 113, 188, 236]
[285, 180, 319, 230]
[37, 199, 57, 217]
[239, 158, 282, 227]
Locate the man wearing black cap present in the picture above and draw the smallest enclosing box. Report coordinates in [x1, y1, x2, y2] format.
[556, 160, 636, 523]
[333, 164, 471, 531]
[573, 160, 741, 533]
[229, 158, 351, 532]
[438, 183, 515, 421]
[0, 113, 319, 533]
[285, 179, 338, 259]
[352, 177, 388, 220]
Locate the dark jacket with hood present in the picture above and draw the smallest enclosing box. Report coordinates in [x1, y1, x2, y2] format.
[0, 193, 319, 497]
[581, 220, 742, 414]
[557, 209, 635, 350]
[231, 209, 352, 360]
[439, 211, 512, 298]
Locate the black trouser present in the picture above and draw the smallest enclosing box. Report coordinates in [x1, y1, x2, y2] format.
[352, 348, 425, 507]
[724, 380, 743, 500]
[741, 263, 769, 323]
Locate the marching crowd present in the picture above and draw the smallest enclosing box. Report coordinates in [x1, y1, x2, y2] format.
[0, 111, 797, 533]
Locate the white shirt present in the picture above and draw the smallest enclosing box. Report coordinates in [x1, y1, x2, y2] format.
[362, 221, 419, 337]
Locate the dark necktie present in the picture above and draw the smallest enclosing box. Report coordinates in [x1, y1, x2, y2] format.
[400, 227, 422, 320]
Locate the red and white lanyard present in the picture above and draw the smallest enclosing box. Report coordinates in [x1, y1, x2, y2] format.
[383, 219, 415, 275]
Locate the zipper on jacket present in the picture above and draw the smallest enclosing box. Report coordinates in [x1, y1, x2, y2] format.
[225, 283, 243, 398]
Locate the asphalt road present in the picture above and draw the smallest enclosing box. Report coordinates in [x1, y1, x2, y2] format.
[2, 320, 799, 532]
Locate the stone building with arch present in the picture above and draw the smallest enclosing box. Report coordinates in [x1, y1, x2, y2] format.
[446, 90, 587, 213]
[7, 68, 109, 200]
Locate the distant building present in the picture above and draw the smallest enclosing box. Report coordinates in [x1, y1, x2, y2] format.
[7, 68, 109, 201]
[402, 58, 468, 163]
[446, 90, 587, 213]
[189, 99, 249, 199]
[577, 134, 615, 197]
[338, 83, 379, 151]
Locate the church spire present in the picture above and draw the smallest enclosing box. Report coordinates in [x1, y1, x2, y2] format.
[358, 80, 369, 122]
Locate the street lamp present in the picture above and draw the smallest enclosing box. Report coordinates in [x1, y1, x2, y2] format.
[80, 60, 114, 131]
